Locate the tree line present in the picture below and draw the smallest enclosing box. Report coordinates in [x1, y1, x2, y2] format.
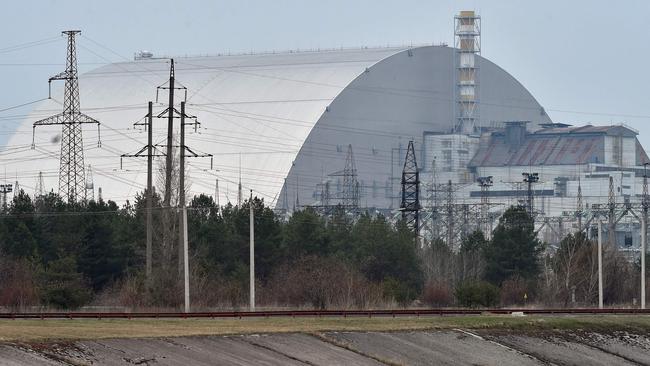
[0, 190, 646, 310]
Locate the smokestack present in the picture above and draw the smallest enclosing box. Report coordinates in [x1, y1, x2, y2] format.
[455, 10, 481, 134]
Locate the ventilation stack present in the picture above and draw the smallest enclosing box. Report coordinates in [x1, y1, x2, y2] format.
[454, 10, 481, 135]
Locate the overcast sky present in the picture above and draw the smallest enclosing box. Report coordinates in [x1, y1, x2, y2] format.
[2, 0, 650, 147]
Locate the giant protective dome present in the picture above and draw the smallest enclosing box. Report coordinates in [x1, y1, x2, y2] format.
[3, 45, 552, 208]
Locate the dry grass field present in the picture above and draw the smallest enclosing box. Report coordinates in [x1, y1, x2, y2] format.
[2, 314, 650, 342]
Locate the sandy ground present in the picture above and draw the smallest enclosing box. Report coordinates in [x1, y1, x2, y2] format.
[3, 329, 650, 365]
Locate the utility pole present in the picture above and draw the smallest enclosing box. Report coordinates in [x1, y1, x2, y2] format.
[522, 172, 539, 220]
[177, 101, 210, 311]
[32, 30, 101, 203]
[577, 178, 583, 232]
[598, 219, 603, 309]
[121, 102, 159, 280]
[642, 163, 648, 309]
[178, 102, 187, 277]
[164, 59, 175, 207]
[249, 190, 255, 311]
[0, 184, 12, 211]
[146, 102, 153, 279]
[238, 153, 243, 207]
[608, 176, 616, 248]
[477, 176, 493, 237]
[124, 61, 210, 286]
[182, 199, 190, 313]
[446, 180, 454, 248]
[214, 179, 220, 208]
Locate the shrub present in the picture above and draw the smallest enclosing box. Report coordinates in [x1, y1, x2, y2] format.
[0, 258, 39, 310]
[264, 256, 383, 309]
[455, 281, 499, 308]
[383, 277, 417, 307]
[422, 280, 452, 307]
[39, 257, 93, 309]
[500, 276, 529, 306]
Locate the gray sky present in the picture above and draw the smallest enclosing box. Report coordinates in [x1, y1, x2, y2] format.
[2, 0, 650, 146]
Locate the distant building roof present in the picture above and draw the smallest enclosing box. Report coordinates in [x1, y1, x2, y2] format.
[532, 124, 638, 137]
[469, 124, 647, 168]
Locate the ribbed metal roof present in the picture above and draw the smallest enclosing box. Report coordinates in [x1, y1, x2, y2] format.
[4, 45, 553, 207]
[5, 47, 408, 203]
[470, 125, 646, 168]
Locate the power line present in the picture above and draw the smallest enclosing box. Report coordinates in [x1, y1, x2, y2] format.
[0, 36, 61, 54]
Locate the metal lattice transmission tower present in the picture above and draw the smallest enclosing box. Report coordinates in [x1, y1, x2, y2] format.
[35, 172, 45, 198]
[400, 141, 420, 235]
[576, 178, 583, 231]
[32, 31, 101, 203]
[419, 158, 440, 242]
[429, 159, 440, 239]
[522, 172, 539, 220]
[342, 144, 360, 209]
[477, 176, 493, 236]
[0, 184, 12, 211]
[445, 181, 455, 247]
[608, 175, 616, 247]
[454, 10, 481, 134]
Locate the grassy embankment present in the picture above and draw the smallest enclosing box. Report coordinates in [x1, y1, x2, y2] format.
[2, 315, 650, 342]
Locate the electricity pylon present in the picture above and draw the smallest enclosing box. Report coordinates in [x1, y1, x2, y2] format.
[32, 30, 101, 203]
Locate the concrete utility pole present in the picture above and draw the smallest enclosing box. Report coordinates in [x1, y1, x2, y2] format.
[238, 154, 243, 207]
[642, 163, 648, 309]
[122, 64, 210, 289]
[249, 190, 255, 311]
[146, 102, 153, 279]
[598, 220, 603, 309]
[179, 101, 190, 313]
[178, 102, 189, 312]
[214, 179, 220, 207]
[120, 102, 156, 280]
[178, 102, 186, 276]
